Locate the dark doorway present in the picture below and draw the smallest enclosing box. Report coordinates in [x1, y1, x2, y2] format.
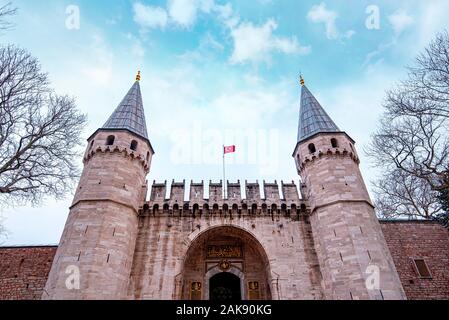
[209, 272, 241, 302]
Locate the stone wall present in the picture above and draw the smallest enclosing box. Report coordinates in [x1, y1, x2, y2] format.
[0, 246, 56, 300]
[127, 214, 324, 300]
[1, 220, 448, 300]
[381, 221, 449, 300]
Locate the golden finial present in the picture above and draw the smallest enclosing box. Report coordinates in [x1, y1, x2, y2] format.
[136, 71, 141, 82]
[300, 74, 305, 86]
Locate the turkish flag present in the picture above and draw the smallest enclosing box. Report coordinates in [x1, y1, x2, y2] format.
[224, 145, 236, 154]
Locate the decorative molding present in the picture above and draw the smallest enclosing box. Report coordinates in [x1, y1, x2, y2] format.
[83, 144, 150, 173]
[298, 148, 360, 171]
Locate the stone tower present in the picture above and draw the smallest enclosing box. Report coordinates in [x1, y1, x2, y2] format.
[43, 72, 154, 299]
[292, 78, 406, 300]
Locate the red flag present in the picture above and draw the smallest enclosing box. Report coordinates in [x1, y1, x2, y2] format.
[224, 145, 236, 154]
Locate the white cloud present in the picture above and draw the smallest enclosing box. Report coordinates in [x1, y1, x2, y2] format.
[307, 2, 355, 41]
[133, 0, 228, 29]
[417, 1, 449, 49]
[133, 2, 168, 29]
[230, 19, 310, 65]
[168, 0, 199, 28]
[388, 9, 414, 35]
[131, 0, 308, 65]
[307, 2, 339, 39]
[343, 30, 356, 39]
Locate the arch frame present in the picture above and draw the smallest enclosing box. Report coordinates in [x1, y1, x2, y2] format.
[204, 266, 246, 300]
[176, 224, 274, 300]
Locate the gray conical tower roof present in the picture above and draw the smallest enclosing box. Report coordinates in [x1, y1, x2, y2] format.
[103, 80, 149, 140]
[297, 85, 339, 142]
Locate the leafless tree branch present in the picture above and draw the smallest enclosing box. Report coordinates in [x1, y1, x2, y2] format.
[0, 2, 17, 32]
[367, 30, 449, 224]
[0, 45, 87, 207]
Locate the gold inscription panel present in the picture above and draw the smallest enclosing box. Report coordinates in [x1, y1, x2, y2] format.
[207, 245, 243, 258]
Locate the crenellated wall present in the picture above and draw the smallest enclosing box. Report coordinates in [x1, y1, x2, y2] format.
[144, 180, 307, 216]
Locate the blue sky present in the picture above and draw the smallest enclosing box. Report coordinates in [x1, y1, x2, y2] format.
[1, 0, 449, 245]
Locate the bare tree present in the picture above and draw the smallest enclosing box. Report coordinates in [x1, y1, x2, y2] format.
[0, 45, 87, 207]
[373, 169, 443, 220]
[0, 2, 17, 31]
[367, 30, 449, 225]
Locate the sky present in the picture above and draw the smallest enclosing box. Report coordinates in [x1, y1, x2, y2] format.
[1, 0, 449, 245]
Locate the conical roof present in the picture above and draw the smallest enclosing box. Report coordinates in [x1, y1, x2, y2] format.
[103, 81, 149, 140]
[297, 85, 339, 142]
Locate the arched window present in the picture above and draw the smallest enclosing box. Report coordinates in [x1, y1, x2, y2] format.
[130, 140, 138, 151]
[213, 204, 219, 214]
[89, 140, 95, 150]
[153, 204, 159, 213]
[291, 204, 297, 215]
[173, 204, 179, 211]
[163, 204, 169, 213]
[146, 151, 150, 161]
[308, 143, 316, 154]
[252, 204, 258, 215]
[271, 204, 278, 213]
[193, 204, 200, 214]
[223, 204, 229, 213]
[232, 204, 238, 212]
[331, 138, 339, 148]
[281, 204, 287, 212]
[106, 135, 115, 146]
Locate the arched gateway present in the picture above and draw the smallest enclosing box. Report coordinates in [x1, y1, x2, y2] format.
[180, 226, 272, 300]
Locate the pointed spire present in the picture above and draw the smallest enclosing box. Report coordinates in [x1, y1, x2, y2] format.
[102, 73, 149, 140]
[297, 80, 339, 142]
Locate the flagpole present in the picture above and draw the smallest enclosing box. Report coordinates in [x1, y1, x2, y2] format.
[223, 145, 226, 199]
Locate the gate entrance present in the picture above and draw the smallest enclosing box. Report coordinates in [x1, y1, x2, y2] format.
[181, 226, 272, 300]
[209, 272, 241, 302]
